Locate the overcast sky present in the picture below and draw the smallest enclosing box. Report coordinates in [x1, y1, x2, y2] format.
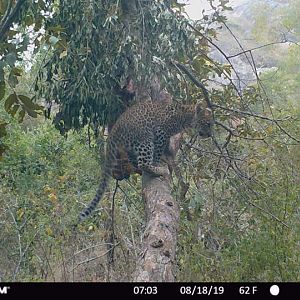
[182, 0, 248, 19]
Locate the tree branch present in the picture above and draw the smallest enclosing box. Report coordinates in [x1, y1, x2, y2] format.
[170, 60, 212, 108]
[213, 103, 284, 122]
[227, 40, 289, 59]
[133, 169, 180, 282]
[186, 22, 245, 94]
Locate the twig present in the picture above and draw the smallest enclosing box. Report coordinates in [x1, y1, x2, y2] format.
[74, 242, 114, 256]
[214, 104, 300, 143]
[106, 180, 118, 274]
[187, 145, 246, 161]
[71, 243, 120, 271]
[215, 120, 265, 141]
[212, 103, 284, 122]
[222, 21, 287, 138]
[121, 195, 139, 257]
[118, 183, 144, 216]
[273, 119, 300, 143]
[227, 40, 289, 59]
[169, 59, 190, 101]
[7, 208, 22, 278]
[246, 199, 289, 229]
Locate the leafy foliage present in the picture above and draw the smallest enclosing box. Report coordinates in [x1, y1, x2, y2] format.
[37, 0, 217, 132]
[0, 0, 55, 157]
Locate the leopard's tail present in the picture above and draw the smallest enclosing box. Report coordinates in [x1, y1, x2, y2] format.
[78, 152, 113, 222]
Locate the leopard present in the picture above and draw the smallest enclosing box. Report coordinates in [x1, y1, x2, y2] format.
[79, 99, 213, 221]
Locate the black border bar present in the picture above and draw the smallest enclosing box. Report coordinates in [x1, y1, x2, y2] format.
[0, 282, 298, 299]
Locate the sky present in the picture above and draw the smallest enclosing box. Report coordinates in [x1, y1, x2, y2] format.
[182, 0, 248, 19]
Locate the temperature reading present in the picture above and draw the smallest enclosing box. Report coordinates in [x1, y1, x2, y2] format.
[239, 286, 258, 295]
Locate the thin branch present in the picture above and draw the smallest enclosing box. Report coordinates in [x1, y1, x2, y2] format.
[169, 59, 189, 100]
[170, 60, 212, 108]
[212, 103, 284, 122]
[71, 243, 120, 271]
[187, 22, 245, 95]
[221, 22, 280, 126]
[74, 243, 114, 256]
[227, 40, 289, 59]
[215, 120, 265, 141]
[273, 119, 300, 143]
[215, 104, 300, 143]
[118, 183, 145, 217]
[7, 208, 22, 277]
[187, 144, 246, 161]
[246, 196, 290, 228]
[170, 39, 297, 146]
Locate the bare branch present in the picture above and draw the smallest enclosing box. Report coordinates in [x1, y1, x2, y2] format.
[246, 199, 290, 228]
[71, 243, 120, 271]
[227, 40, 289, 59]
[214, 105, 300, 143]
[214, 121, 261, 147]
[186, 22, 245, 95]
[213, 103, 284, 122]
[187, 144, 246, 161]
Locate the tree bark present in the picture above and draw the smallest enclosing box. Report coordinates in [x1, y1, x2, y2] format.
[133, 167, 180, 282]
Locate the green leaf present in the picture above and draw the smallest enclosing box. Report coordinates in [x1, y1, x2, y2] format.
[8, 72, 19, 87]
[18, 95, 36, 109]
[34, 16, 44, 31]
[38, 0, 46, 10]
[7, 30, 18, 38]
[9, 104, 20, 117]
[56, 39, 67, 50]
[24, 106, 38, 118]
[5, 53, 16, 67]
[47, 25, 65, 33]
[24, 15, 35, 26]
[18, 109, 26, 123]
[4, 93, 18, 112]
[0, 62, 5, 81]
[0, 81, 5, 100]
[18, 95, 44, 111]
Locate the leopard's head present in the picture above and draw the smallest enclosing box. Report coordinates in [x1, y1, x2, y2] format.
[193, 104, 214, 138]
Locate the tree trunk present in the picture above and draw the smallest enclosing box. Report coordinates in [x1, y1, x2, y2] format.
[133, 167, 180, 282]
[119, 0, 181, 282]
